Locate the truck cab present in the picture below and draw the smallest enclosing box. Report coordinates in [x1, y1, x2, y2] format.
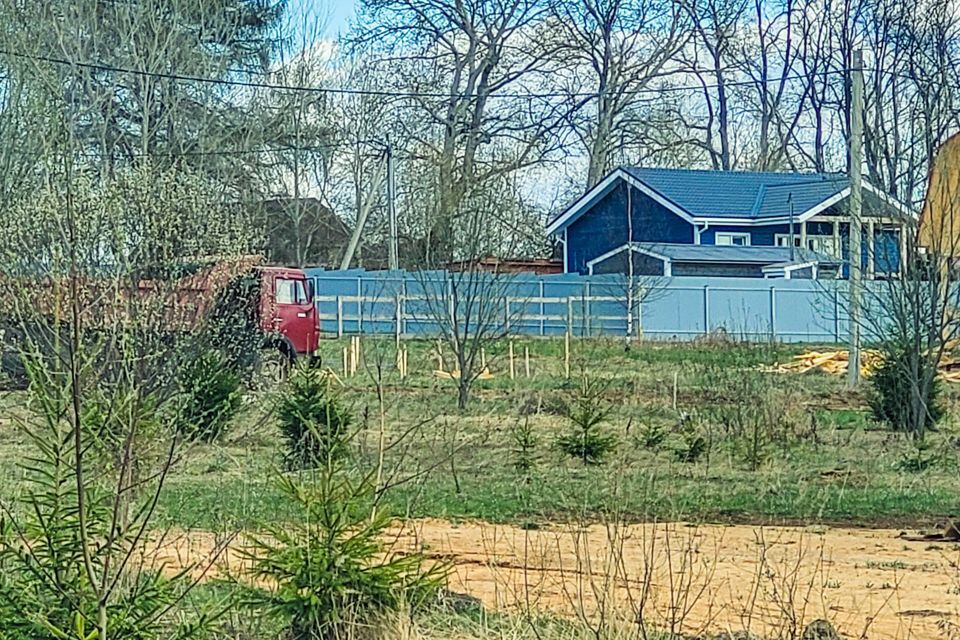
[256, 266, 320, 372]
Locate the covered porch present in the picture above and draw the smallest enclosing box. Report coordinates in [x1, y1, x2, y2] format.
[784, 213, 907, 279]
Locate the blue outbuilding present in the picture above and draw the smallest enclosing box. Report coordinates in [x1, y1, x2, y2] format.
[547, 167, 914, 279]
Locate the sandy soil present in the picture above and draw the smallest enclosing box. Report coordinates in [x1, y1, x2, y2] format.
[153, 520, 960, 640]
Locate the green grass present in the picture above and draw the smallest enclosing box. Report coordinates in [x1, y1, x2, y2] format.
[139, 338, 960, 530]
[5, 338, 960, 531]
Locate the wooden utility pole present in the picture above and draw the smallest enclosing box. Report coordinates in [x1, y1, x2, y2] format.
[847, 49, 865, 388]
[340, 149, 387, 270]
[386, 138, 399, 270]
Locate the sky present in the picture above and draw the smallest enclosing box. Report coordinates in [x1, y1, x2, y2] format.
[326, 0, 358, 34]
[286, 0, 358, 37]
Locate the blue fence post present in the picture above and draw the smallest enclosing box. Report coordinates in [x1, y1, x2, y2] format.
[703, 285, 710, 335]
[585, 281, 592, 336]
[401, 278, 408, 336]
[336, 296, 343, 338]
[356, 276, 363, 334]
[539, 280, 545, 337]
[769, 286, 776, 340]
[834, 288, 841, 342]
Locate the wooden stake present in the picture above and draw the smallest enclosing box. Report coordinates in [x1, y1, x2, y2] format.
[350, 337, 355, 376]
[343, 346, 349, 378]
[524, 346, 530, 378]
[481, 348, 487, 369]
[509, 341, 515, 380]
[402, 348, 408, 379]
[673, 371, 679, 411]
[564, 331, 571, 379]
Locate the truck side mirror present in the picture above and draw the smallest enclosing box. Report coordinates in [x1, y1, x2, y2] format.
[306, 279, 315, 303]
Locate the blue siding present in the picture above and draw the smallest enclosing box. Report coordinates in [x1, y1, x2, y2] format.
[700, 221, 836, 246]
[701, 224, 788, 245]
[566, 183, 693, 273]
[837, 225, 900, 277]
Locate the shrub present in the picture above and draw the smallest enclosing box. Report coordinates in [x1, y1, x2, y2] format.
[178, 349, 242, 442]
[277, 367, 352, 469]
[635, 420, 667, 451]
[557, 375, 617, 465]
[511, 418, 538, 478]
[670, 413, 709, 464]
[869, 346, 943, 437]
[672, 431, 708, 464]
[896, 439, 940, 473]
[0, 354, 217, 640]
[237, 467, 447, 640]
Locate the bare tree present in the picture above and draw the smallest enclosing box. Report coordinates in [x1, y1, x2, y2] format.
[680, 0, 749, 170]
[0, 156, 256, 639]
[352, 0, 563, 262]
[0, 4, 280, 636]
[411, 178, 531, 410]
[549, 0, 688, 187]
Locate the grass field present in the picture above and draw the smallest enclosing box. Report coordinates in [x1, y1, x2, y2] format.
[3, 336, 959, 639]
[97, 337, 960, 531]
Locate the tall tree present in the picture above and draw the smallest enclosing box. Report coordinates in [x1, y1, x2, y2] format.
[1, 0, 285, 182]
[353, 0, 560, 263]
[681, 0, 750, 170]
[550, 0, 688, 187]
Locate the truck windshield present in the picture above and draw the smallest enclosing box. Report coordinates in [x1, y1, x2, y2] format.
[276, 278, 308, 305]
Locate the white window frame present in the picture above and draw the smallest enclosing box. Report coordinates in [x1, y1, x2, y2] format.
[715, 232, 751, 246]
[775, 234, 839, 256]
[774, 234, 801, 248]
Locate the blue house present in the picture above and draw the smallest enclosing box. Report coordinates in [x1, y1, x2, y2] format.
[547, 167, 914, 279]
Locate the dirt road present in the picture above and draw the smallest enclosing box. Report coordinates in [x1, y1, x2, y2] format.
[393, 519, 960, 640]
[155, 519, 960, 639]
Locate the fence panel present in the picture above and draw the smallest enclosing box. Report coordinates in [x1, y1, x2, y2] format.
[306, 268, 861, 344]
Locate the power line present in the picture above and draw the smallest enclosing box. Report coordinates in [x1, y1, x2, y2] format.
[0, 48, 853, 101]
[3, 142, 356, 160]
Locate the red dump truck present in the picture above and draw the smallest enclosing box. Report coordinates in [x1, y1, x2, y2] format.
[0, 256, 321, 385]
[236, 261, 322, 377]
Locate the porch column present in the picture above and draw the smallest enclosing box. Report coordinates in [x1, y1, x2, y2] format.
[800, 221, 807, 250]
[867, 219, 875, 279]
[833, 220, 840, 257]
[899, 224, 907, 277]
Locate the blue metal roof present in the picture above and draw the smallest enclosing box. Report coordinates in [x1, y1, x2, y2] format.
[623, 168, 849, 220]
[637, 243, 837, 265]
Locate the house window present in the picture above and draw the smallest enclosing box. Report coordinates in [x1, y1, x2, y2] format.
[775, 234, 802, 248]
[715, 232, 751, 246]
[775, 234, 839, 256]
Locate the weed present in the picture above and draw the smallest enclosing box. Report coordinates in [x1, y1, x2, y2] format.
[864, 560, 907, 570]
[896, 439, 940, 473]
[670, 413, 709, 464]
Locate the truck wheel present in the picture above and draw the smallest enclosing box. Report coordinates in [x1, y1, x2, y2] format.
[256, 349, 290, 388]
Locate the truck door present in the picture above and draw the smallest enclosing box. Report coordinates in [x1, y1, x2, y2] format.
[273, 276, 318, 355]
